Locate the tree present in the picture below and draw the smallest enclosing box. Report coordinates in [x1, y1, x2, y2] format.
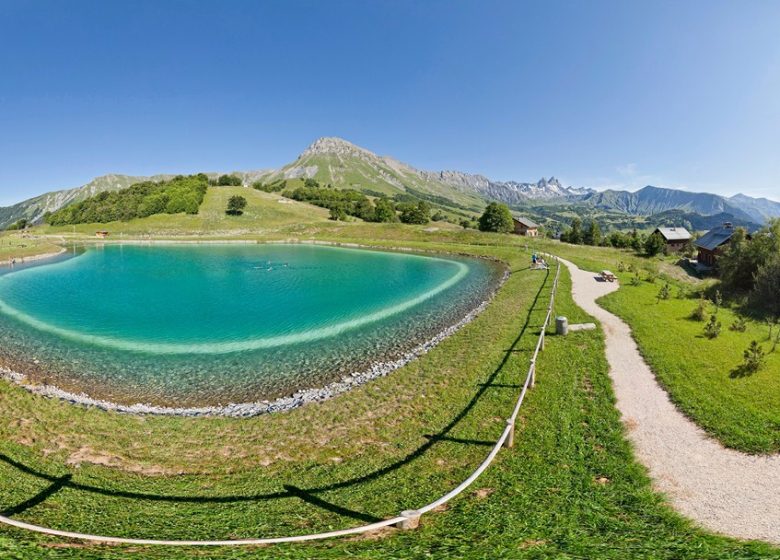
[752, 254, 780, 318]
[478, 202, 513, 233]
[720, 220, 780, 294]
[5, 218, 28, 231]
[563, 217, 583, 244]
[329, 205, 348, 221]
[583, 219, 602, 246]
[399, 201, 431, 225]
[217, 174, 242, 186]
[353, 199, 375, 221]
[703, 314, 722, 339]
[656, 283, 670, 303]
[644, 231, 665, 256]
[225, 195, 247, 215]
[742, 341, 766, 374]
[372, 199, 398, 223]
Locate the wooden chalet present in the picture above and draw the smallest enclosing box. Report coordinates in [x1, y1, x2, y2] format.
[653, 226, 691, 252]
[512, 216, 539, 237]
[695, 223, 738, 266]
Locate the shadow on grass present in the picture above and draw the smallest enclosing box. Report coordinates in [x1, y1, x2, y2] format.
[0, 268, 552, 526]
[729, 364, 757, 379]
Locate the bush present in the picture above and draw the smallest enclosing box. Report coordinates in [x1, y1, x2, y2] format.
[742, 341, 766, 374]
[656, 283, 670, 303]
[704, 314, 722, 339]
[691, 296, 708, 321]
[730, 317, 748, 332]
[630, 273, 642, 287]
[225, 195, 247, 216]
[478, 202, 513, 233]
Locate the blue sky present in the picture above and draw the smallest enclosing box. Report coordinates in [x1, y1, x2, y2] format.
[1, 0, 779, 206]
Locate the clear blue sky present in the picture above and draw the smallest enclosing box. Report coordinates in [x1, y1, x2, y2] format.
[1, 0, 779, 206]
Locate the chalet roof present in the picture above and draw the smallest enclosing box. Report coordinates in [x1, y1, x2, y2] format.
[513, 216, 539, 229]
[695, 224, 736, 251]
[654, 227, 691, 242]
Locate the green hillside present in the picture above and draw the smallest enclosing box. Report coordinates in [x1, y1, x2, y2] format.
[42, 186, 331, 237]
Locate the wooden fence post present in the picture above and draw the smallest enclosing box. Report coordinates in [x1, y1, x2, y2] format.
[504, 419, 515, 448]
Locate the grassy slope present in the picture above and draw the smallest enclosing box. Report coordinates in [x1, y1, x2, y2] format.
[599, 276, 780, 453]
[0, 207, 778, 557]
[39, 186, 331, 238]
[522, 239, 780, 453]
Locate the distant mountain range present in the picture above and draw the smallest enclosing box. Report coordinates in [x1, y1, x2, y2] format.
[1, 136, 778, 229]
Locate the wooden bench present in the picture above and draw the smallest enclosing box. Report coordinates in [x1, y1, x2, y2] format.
[601, 270, 616, 282]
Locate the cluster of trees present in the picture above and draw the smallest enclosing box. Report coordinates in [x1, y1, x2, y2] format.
[285, 180, 432, 224]
[560, 217, 603, 246]
[5, 218, 29, 231]
[214, 174, 242, 186]
[252, 180, 287, 193]
[45, 174, 209, 225]
[719, 219, 780, 316]
[559, 218, 697, 258]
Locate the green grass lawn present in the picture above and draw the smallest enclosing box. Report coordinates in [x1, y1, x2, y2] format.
[0, 225, 778, 558]
[599, 276, 780, 454]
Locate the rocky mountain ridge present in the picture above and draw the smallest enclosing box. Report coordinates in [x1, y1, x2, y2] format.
[1, 136, 778, 228]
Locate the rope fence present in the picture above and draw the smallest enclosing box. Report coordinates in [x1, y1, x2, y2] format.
[1, 257, 562, 546]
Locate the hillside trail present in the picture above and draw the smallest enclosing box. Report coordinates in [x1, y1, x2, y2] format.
[559, 257, 780, 545]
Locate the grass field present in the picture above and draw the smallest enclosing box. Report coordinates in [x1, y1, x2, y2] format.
[599, 275, 780, 454]
[1, 199, 778, 557]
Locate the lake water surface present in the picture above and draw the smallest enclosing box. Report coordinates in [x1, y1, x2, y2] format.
[0, 244, 502, 409]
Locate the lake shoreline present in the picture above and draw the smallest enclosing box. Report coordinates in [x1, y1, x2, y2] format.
[0, 241, 509, 417]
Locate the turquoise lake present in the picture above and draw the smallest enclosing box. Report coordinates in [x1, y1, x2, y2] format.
[0, 244, 501, 408]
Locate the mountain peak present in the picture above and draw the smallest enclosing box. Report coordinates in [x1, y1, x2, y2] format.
[300, 137, 374, 159]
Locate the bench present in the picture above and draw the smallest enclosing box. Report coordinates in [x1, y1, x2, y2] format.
[601, 270, 616, 282]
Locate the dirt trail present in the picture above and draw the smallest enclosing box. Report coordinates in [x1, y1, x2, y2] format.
[560, 258, 780, 545]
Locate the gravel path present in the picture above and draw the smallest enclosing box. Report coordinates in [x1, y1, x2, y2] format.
[560, 258, 780, 545]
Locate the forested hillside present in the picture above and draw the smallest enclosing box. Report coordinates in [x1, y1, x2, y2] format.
[44, 174, 209, 225]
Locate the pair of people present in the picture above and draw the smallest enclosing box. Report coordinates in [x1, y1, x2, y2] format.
[531, 254, 548, 269]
